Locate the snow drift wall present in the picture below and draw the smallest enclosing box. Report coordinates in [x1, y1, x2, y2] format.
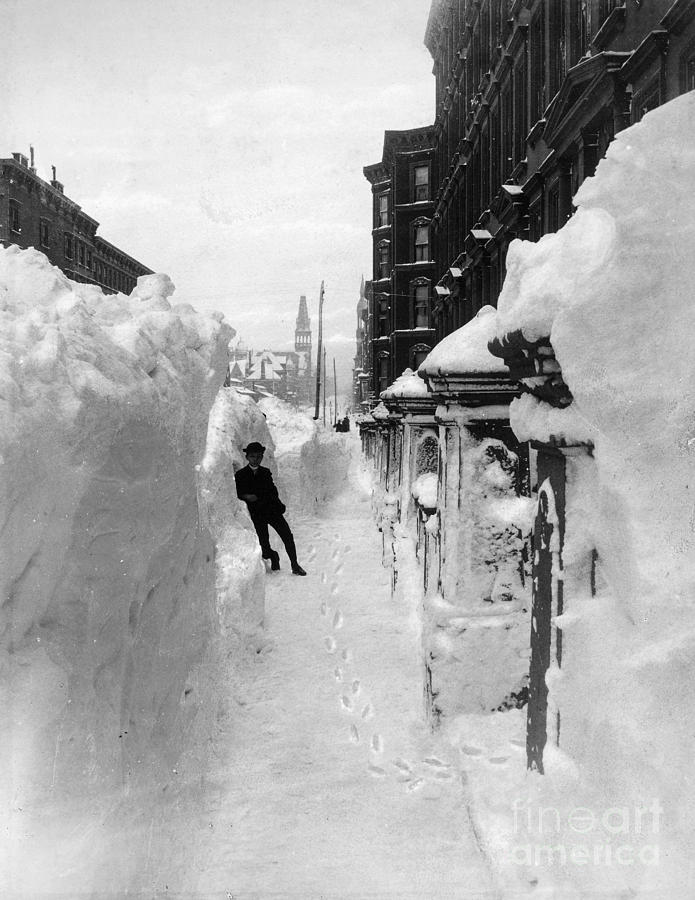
[0, 246, 251, 890]
[492, 92, 695, 896]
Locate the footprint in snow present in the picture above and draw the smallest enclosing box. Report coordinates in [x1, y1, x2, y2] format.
[488, 756, 509, 765]
[332, 610, 343, 630]
[433, 769, 455, 780]
[330, 582, 339, 595]
[392, 758, 413, 774]
[368, 764, 387, 778]
[320, 600, 328, 616]
[349, 724, 360, 744]
[423, 757, 450, 769]
[370, 734, 383, 754]
[341, 695, 354, 712]
[324, 636, 337, 654]
[460, 745, 483, 757]
[334, 667, 343, 682]
[406, 778, 425, 792]
[351, 679, 360, 696]
[341, 648, 352, 663]
[331, 548, 340, 561]
[321, 573, 327, 584]
[343, 544, 352, 553]
[335, 563, 344, 575]
[361, 703, 373, 720]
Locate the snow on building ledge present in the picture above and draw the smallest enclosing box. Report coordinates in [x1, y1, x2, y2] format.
[418, 306, 519, 406]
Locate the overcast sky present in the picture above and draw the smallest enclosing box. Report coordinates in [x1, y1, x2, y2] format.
[4, 0, 434, 396]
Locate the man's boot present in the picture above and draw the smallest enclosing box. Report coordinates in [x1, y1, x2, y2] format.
[291, 563, 306, 576]
[269, 551, 281, 571]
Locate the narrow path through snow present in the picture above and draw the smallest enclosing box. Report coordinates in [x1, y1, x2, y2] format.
[146, 455, 498, 899]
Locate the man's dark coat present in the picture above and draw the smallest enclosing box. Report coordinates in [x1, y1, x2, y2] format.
[234, 464, 286, 520]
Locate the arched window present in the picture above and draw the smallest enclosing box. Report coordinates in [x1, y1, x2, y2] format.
[411, 342, 431, 370]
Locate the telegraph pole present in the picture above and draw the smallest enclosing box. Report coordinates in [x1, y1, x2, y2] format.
[322, 346, 327, 425]
[333, 357, 337, 425]
[313, 281, 325, 420]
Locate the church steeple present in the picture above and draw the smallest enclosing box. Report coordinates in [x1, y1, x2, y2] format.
[295, 294, 312, 374]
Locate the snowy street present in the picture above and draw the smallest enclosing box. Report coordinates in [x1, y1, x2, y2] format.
[142, 435, 497, 898]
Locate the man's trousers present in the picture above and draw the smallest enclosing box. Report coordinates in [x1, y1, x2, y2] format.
[251, 513, 298, 566]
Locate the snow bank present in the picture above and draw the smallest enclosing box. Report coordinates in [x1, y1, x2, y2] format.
[491, 93, 695, 896]
[0, 246, 263, 893]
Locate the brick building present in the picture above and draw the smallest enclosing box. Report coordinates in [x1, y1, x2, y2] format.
[363, 127, 437, 398]
[0, 149, 152, 294]
[425, 0, 695, 342]
[360, 0, 695, 392]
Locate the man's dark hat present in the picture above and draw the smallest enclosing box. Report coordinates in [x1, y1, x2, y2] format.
[243, 442, 266, 454]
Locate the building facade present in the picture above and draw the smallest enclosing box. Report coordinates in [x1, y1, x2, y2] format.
[363, 127, 438, 398]
[0, 150, 152, 294]
[424, 0, 695, 343]
[359, 1, 695, 392]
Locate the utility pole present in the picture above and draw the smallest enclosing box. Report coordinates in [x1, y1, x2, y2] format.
[333, 357, 337, 425]
[313, 281, 325, 420]
[322, 346, 327, 426]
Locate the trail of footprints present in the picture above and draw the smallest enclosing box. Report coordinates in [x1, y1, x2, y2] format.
[316, 536, 458, 792]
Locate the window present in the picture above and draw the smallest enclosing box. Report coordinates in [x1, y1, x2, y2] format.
[79, 243, 85, 267]
[378, 297, 389, 336]
[378, 354, 390, 395]
[412, 344, 431, 370]
[414, 284, 429, 327]
[687, 56, 695, 93]
[377, 241, 390, 279]
[378, 193, 389, 227]
[86, 250, 92, 270]
[9, 201, 20, 234]
[414, 224, 429, 262]
[530, 8, 545, 124]
[64, 233, 73, 259]
[39, 219, 49, 247]
[414, 165, 429, 201]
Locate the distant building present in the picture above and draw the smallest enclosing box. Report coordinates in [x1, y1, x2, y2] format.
[226, 295, 314, 404]
[353, 277, 371, 409]
[363, 126, 437, 398]
[0, 149, 153, 294]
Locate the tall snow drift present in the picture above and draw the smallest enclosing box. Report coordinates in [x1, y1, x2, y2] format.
[0, 246, 261, 891]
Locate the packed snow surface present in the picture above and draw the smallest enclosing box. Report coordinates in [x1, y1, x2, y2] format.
[419, 305, 509, 377]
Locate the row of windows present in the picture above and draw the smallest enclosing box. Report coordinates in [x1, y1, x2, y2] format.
[5, 205, 137, 294]
[63, 231, 136, 292]
[376, 222, 431, 277]
[375, 164, 430, 227]
[375, 282, 432, 338]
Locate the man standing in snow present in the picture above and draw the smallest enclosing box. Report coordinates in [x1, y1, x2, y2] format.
[235, 442, 306, 576]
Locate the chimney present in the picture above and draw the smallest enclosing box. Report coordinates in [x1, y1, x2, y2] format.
[29, 145, 35, 173]
[50, 165, 64, 194]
